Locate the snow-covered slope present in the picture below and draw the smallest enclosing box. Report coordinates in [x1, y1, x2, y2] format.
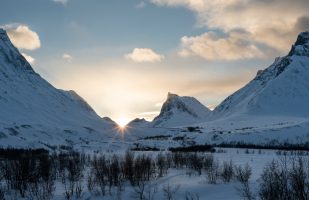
[212, 32, 309, 119]
[0, 28, 121, 150]
[127, 118, 150, 128]
[151, 92, 211, 127]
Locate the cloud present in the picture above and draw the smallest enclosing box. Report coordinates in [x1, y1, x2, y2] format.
[179, 31, 265, 60]
[63, 53, 73, 62]
[125, 48, 164, 63]
[136, 1, 146, 8]
[21, 53, 35, 64]
[151, 0, 309, 60]
[3, 24, 40, 50]
[295, 16, 309, 31]
[53, 0, 69, 5]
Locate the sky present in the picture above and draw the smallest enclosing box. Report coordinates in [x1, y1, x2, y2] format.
[1, 0, 309, 125]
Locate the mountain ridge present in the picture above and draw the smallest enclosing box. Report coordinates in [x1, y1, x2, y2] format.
[212, 31, 309, 119]
[0, 28, 118, 150]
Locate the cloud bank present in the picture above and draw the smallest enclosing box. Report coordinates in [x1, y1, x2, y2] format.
[151, 0, 309, 60]
[179, 31, 265, 60]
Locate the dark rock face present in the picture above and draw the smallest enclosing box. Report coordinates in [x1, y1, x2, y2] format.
[288, 31, 309, 56]
[295, 32, 309, 46]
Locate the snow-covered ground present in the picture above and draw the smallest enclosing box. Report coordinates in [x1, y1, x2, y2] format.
[134, 114, 309, 150]
[17, 148, 286, 200]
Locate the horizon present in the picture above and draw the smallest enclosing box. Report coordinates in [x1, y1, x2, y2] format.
[1, 0, 308, 125]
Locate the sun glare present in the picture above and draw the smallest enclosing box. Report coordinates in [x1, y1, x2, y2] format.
[116, 117, 129, 129]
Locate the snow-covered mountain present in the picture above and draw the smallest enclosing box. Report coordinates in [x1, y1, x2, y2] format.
[0, 28, 120, 150]
[212, 31, 309, 119]
[2, 26, 309, 151]
[134, 32, 309, 150]
[127, 118, 150, 128]
[150, 92, 211, 127]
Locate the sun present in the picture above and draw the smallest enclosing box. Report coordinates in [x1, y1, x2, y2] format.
[116, 117, 129, 129]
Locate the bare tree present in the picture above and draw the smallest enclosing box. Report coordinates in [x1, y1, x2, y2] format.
[123, 151, 135, 184]
[259, 159, 290, 200]
[132, 179, 147, 200]
[185, 191, 200, 200]
[289, 157, 309, 200]
[162, 183, 180, 200]
[206, 159, 219, 184]
[156, 153, 168, 177]
[221, 160, 234, 183]
[235, 164, 254, 200]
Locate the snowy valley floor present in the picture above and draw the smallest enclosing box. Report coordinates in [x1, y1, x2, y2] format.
[2, 147, 307, 200]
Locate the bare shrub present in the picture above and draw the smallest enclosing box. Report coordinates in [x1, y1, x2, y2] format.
[206, 159, 219, 184]
[259, 160, 290, 200]
[156, 153, 168, 177]
[162, 183, 180, 200]
[185, 191, 200, 200]
[221, 160, 234, 183]
[235, 164, 254, 200]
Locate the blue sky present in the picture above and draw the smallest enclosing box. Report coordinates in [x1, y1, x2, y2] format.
[1, 0, 308, 124]
[1, 0, 198, 53]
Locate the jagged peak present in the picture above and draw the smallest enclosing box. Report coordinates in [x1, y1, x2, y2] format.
[254, 32, 309, 82]
[167, 92, 178, 100]
[288, 31, 309, 56]
[295, 31, 309, 46]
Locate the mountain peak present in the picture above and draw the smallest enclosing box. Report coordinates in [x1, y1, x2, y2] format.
[213, 31, 309, 118]
[151, 93, 211, 127]
[167, 92, 178, 100]
[295, 31, 309, 46]
[288, 31, 309, 56]
[0, 28, 35, 73]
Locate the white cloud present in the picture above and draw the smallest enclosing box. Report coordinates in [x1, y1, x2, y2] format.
[53, 0, 69, 5]
[125, 48, 164, 63]
[151, 0, 309, 60]
[179, 31, 265, 60]
[136, 1, 146, 9]
[63, 53, 73, 62]
[3, 24, 41, 50]
[21, 53, 35, 64]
